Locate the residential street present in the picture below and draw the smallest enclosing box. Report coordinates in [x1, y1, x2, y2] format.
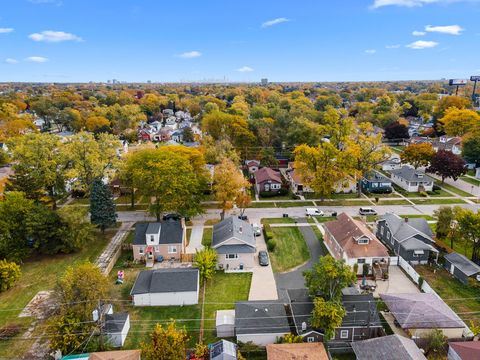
[275, 218, 326, 299]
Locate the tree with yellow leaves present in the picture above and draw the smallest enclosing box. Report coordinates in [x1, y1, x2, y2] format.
[141, 321, 188, 360]
[439, 108, 480, 137]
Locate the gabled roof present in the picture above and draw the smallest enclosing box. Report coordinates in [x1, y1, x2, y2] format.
[266, 343, 328, 360]
[379, 213, 434, 243]
[380, 293, 464, 329]
[133, 219, 183, 246]
[363, 170, 391, 183]
[323, 213, 389, 259]
[104, 313, 129, 333]
[212, 217, 255, 250]
[130, 268, 198, 295]
[390, 166, 433, 183]
[351, 334, 427, 360]
[445, 252, 480, 276]
[235, 301, 290, 335]
[449, 341, 480, 359]
[89, 350, 141, 360]
[210, 339, 237, 360]
[255, 167, 282, 184]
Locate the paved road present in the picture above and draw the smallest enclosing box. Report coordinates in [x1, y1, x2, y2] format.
[275, 218, 326, 300]
[116, 203, 480, 223]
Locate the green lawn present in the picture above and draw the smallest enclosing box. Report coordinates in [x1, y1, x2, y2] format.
[250, 201, 315, 208]
[377, 199, 411, 205]
[261, 217, 296, 225]
[268, 227, 310, 272]
[202, 228, 213, 247]
[116, 204, 150, 211]
[306, 216, 337, 224]
[427, 189, 454, 197]
[411, 198, 466, 205]
[460, 176, 480, 187]
[204, 219, 221, 226]
[0, 228, 115, 358]
[318, 199, 372, 206]
[435, 236, 474, 260]
[203, 272, 252, 344]
[416, 265, 480, 324]
[438, 182, 473, 197]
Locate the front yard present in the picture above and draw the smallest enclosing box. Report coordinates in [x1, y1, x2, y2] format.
[268, 227, 310, 273]
[416, 265, 480, 324]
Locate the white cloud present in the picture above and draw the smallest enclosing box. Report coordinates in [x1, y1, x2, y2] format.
[236, 66, 254, 72]
[178, 51, 202, 59]
[0, 28, 14, 33]
[365, 49, 377, 54]
[261, 18, 291, 28]
[412, 30, 426, 36]
[425, 24, 464, 35]
[372, 0, 479, 8]
[406, 40, 439, 49]
[386, 44, 401, 48]
[5, 58, 18, 64]
[26, 56, 49, 63]
[29, 30, 82, 43]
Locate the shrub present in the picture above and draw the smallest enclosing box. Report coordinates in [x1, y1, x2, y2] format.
[0, 259, 21, 292]
[419, 191, 428, 197]
[432, 184, 441, 191]
[418, 276, 424, 289]
[362, 263, 370, 277]
[267, 239, 276, 252]
[0, 324, 22, 340]
[263, 224, 272, 240]
[383, 272, 389, 280]
[353, 263, 359, 274]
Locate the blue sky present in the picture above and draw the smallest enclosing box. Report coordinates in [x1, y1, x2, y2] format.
[0, 0, 479, 82]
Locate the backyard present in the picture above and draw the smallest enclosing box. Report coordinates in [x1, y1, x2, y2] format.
[416, 265, 480, 324]
[268, 227, 310, 272]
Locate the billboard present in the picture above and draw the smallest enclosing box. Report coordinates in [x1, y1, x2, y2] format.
[471, 76, 480, 81]
[449, 79, 468, 86]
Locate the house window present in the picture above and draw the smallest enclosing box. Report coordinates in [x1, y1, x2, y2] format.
[168, 246, 177, 254]
[357, 238, 369, 245]
[307, 337, 314, 343]
[139, 247, 144, 254]
[225, 254, 238, 260]
[413, 250, 424, 257]
[380, 226, 384, 236]
[357, 259, 366, 264]
[340, 330, 349, 339]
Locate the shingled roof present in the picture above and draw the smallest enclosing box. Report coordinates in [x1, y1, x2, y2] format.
[255, 167, 282, 184]
[352, 334, 427, 360]
[266, 343, 328, 360]
[445, 252, 480, 277]
[212, 217, 255, 252]
[235, 301, 290, 335]
[323, 213, 388, 259]
[130, 268, 198, 295]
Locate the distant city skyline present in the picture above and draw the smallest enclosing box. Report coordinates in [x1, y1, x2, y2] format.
[0, 0, 479, 82]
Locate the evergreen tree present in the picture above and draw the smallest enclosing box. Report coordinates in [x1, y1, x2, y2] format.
[90, 178, 117, 232]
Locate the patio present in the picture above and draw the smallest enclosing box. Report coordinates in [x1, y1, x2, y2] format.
[358, 265, 421, 298]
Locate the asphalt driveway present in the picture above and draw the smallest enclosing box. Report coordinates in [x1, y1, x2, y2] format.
[275, 218, 326, 299]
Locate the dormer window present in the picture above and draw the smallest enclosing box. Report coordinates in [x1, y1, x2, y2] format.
[356, 236, 370, 245]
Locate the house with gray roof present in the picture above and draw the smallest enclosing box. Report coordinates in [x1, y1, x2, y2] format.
[235, 300, 290, 346]
[352, 334, 426, 360]
[444, 252, 480, 285]
[212, 217, 256, 271]
[376, 213, 438, 264]
[361, 170, 392, 193]
[131, 219, 185, 266]
[130, 268, 199, 306]
[381, 293, 465, 339]
[389, 166, 434, 192]
[104, 312, 130, 347]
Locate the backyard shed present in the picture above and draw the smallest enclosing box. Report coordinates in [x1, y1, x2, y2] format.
[216, 310, 235, 337]
[444, 252, 480, 285]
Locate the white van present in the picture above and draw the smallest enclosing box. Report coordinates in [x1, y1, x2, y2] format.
[306, 208, 324, 216]
[359, 207, 377, 215]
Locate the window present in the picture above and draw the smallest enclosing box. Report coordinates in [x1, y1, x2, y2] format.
[357, 259, 366, 264]
[139, 247, 144, 254]
[154, 246, 159, 252]
[340, 330, 349, 339]
[413, 250, 424, 257]
[307, 337, 314, 343]
[357, 238, 369, 245]
[225, 254, 238, 260]
[380, 226, 384, 236]
[168, 246, 177, 254]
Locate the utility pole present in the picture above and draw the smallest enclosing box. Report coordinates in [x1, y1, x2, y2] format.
[471, 76, 480, 104]
[97, 299, 104, 350]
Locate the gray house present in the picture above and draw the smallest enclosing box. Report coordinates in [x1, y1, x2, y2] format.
[376, 213, 438, 264]
[444, 252, 480, 285]
[361, 171, 392, 193]
[352, 334, 427, 360]
[212, 217, 256, 271]
[389, 166, 434, 192]
[209, 339, 237, 360]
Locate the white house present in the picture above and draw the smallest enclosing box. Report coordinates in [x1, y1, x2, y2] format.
[389, 166, 434, 192]
[130, 268, 199, 306]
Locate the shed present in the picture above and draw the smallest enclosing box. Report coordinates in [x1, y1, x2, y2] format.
[351, 334, 426, 360]
[444, 252, 480, 285]
[104, 313, 130, 347]
[216, 310, 235, 337]
[209, 339, 237, 360]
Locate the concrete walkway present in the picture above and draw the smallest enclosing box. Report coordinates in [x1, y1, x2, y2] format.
[186, 221, 205, 254]
[95, 221, 134, 274]
[275, 218, 326, 300]
[248, 217, 278, 300]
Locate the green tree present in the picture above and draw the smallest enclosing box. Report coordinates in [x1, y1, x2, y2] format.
[213, 157, 250, 220]
[455, 209, 480, 263]
[278, 333, 304, 344]
[303, 255, 356, 301]
[182, 127, 195, 142]
[433, 206, 462, 248]
[0, 259, 21, 292]
[57, 205, 96, 252]
[400, 143, 435, 169]
[194, 247, 218, 284]
[90, 178, 117, 232]
[462, 133, 480, 166]
[426, 329, 447, 359]
[311, 298, 346, 342]
[7, 133, 68, 208]
[141, 321, 188, 360]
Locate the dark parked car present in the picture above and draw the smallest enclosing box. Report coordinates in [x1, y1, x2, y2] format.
[258, 250, 269, 266]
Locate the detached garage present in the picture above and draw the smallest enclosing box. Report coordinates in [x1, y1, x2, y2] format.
[444, 252, 480, 285]
[130, 268, 199, 306]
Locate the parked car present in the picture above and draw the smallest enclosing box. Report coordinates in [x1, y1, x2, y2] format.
[252, 223, 262, 237]
[359, 207, 377, 215]
[306, 208, 324, 216]
[258, 250, 269, 266]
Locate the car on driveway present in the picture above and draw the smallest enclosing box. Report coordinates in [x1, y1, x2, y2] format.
[258, 250, 269, 266]
[306, 208, 324, 216]
[252, 223, 262, 236]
